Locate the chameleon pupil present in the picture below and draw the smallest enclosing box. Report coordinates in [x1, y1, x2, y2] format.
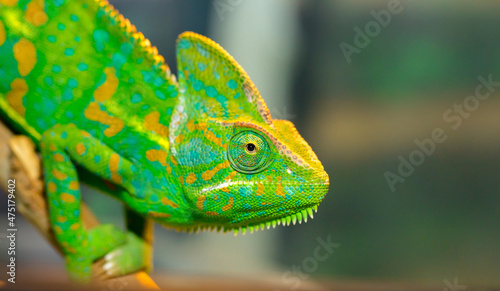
[246, 143, 256, 153]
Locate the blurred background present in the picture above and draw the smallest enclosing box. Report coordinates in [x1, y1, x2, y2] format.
[1, 0, 500, 289]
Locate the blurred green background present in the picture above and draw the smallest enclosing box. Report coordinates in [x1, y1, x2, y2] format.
[1, 0, 499, 288]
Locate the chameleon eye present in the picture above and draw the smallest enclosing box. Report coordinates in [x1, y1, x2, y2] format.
[228, 131, 273, 174]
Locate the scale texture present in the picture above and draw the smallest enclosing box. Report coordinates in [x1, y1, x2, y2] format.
[0, 0, 329, 282]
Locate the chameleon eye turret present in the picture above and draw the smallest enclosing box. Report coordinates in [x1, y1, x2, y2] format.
[0, 0, 329, 282]
[228, 130, 274, 174]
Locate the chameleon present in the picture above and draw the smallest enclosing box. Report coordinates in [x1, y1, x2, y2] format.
[0, 0, 329, 282]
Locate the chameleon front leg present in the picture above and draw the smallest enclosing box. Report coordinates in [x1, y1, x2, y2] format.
[40, 124, 137, 282]
[101, 207, 154, 277]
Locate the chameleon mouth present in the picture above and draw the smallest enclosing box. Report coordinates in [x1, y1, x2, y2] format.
[173, 204, 320, 236]
[231, 204, 319, 236]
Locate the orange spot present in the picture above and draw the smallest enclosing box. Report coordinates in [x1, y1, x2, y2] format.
[221, 187, 229, 193]
[47, 182, 57, 192]
[206, 211, 218, 216]
[148, 211, 171, 218]
[256, 183, 264, 196]
[60, 193, 75, 203]
[70, 223, 80, 230]
[0, 0, 18, 6]
[76, 143, 86, 155]
[205, 130, 222, 147]
[49, 143, 57, 151]
[179, 176, 184, 185]
[275, 183, 285, 197]
[196, 195, 205, 210]
[84, 102, 124, 137]
[53, 153, 64, 162]
[144, 111, 169, 137]
[170, 155, 178, 166]
[186, 173, 196, 184]
[13, 38, 36, 76]
[186, 120, 195, 132]
[6, 78, 28, 116]
[80, 130, 90, 137]
[224, 171, 237, 181]
[201, 161, 230, 181]
[222, 197, 234, 212]
[175, 134, 184, 144]
[146, 149, 167, 166]
[161, 197, 178, 209]
[69, 181, 79, 190]
[54, 225, 63, 234]
[52, 169, 67, 180]
[0, 21, 5, 46]
[166, 163, 172, 174]
[109, 153, 122, 183]
[26, 0, 48, 26]
[94, 67, 119, 102]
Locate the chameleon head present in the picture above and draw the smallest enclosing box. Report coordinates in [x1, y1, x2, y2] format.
[173, 32, 329, 233]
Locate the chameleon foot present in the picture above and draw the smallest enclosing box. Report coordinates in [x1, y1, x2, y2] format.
[88, 224, 128, 261]
[99, 232, 151, 278]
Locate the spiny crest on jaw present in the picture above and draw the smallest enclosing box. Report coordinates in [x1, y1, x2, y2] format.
[160, 205, 319, 236]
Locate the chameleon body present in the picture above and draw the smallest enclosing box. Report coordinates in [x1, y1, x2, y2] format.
[0, 0, 329, 282]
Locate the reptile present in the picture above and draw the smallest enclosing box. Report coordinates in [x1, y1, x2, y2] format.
[0, 0, 329, 282]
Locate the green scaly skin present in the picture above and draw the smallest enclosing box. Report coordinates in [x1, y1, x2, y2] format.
[0, 0, 329, 282]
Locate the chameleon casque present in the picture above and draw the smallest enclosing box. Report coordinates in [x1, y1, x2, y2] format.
[0, 0, 329, 282]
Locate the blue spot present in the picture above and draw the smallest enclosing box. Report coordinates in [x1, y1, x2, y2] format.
[64, 48, 75, 56]
[73, 209, 79, 217]
[128, 78, 135, 84]
[70, 14, 79, 22]
[93, 29, 109, 52]
[94, 155, 101, 163]
[149, 194, 159, 202]
[47, 35, 56, 43]
[61, 132, 68, 139]
[74, 36, 80, 42]
[141, 70, 154, 83]
[131, 93, 142, 104]
[120, 43, 133, 55]
[153, 76, 165, 87]
[196, 44, 209, 57]
[193, 80, 203, 91]
[155, 90, 165, 100]
[54, 0, 64, 7]
[62, 89, 73, 101]
[112, 53, 126, 68]
[52, 65, 61, 73]
[65, 111, 74, 119]
[67, 78, 78, 88]
[44, 76, 53, 86]
[234, 92, 241, 99]
[205, 86, 218, 97]
[77, 63, 88, 71]
[227, 79, 238, 90]
[141, 104, 150, 110]
[57, 23, 66, 31]
[197, 63, 207, 71]
[178, 39, 191, 49]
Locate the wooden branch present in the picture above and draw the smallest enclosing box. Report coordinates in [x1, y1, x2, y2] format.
[0, 120, 160, 290]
